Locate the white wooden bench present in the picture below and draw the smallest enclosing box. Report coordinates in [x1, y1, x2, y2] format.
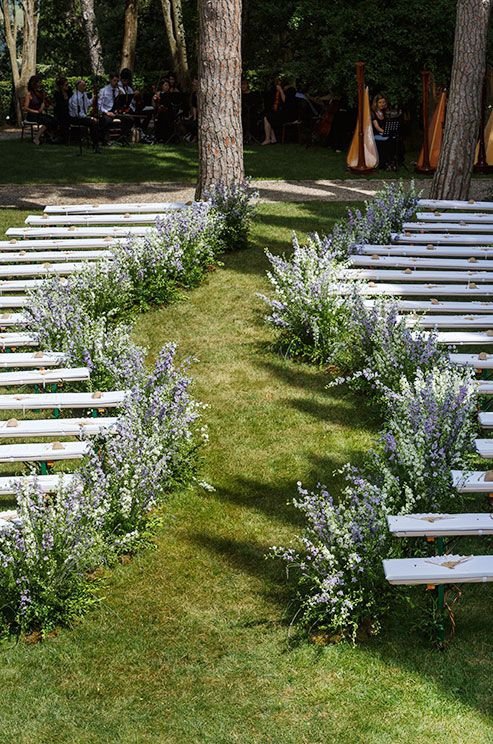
[337, 283, 493, 297]
[6, 226, 152, 239]
[358, 244, 493, 258]
[350, 255, 493, 270]
[0, 313, 28, 327]
[342, 269, 493, 283]
[452, 469, 493, 493]
[0, 473, 75, 495]
[450, 353, 493, 369]
[403, 314, 493, 329]
[44, 201, 188, 214]
[0, 333, 38, 348]
[27, 214, 166, 226]
[432, 331, 493, 345]
[418, 199, 493, 212]
[0, 263, 86, 278]
[476, 380, 493, 393]
[0, 416, 117, 438]
[0, 390, 126, 410]
[475, 439, 493, 457]
[0, 250, 113, 264]
[479, 412, 493, 427]
[392, 232, 493, 245]
[0, 352, 65, 368]
[363, 299, 493, 313]
[0, 238, 117, 251]
[0, 367, 89, 387]
[383, 555, 493, 585]
[0, 440, 89, 463]
[402, 222, 493, 234]
[0, 297, 29, 308]
[0, 279, 44, 292]
[387, 513, 493, 537]
[416, 212, 493, 224]
[0, 509, 19, 531]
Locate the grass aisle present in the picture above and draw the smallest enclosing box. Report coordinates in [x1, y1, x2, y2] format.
[1, 203, 492, 743]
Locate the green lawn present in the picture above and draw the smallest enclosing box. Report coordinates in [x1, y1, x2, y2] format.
[0, 140, 421, 184]
[0, 202, 492, 743]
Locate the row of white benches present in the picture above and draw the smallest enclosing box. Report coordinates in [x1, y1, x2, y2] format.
[383, 198, 493, 606]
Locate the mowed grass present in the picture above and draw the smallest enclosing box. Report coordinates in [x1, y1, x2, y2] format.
[0, 203, 492, 742]
[0, 139, 421, 184]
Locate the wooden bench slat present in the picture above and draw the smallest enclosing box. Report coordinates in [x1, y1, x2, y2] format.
[392, 232, 493, 245]
[0, 390, 126, 410]
[383, 555, 493, 585]
[0, 474, 76, 496]
[387, 513, 493, 537]
[350, 255, 493, 270]
[0, 352, 65, 368]
[0, 313, 28, 327]
[402, 222, 493, 234]
[337, 283, 493, 296]
[342, 269, 493, 283]
[403, 314, 493, 329]
[416, 212, 493, 223]
[0, 263, 87, 278]
[363, 299, 493, 313]
[359, 244, 493, 258]
[0, 416, 117, 438]
[418, 199, 493, 211]
[44, 201, 187, 214]
[450, 353, 493, 369]
[0, 333, 38, 347]
[6, 226, 152, 238]
[0, 250, 112, 263]
[452, 469, 493, 492]
[0, 238, 116, 251]
[475, 439, 493, 457]
[0, 441, 89, 462]
[27, 214, 164, 226]
[0, 367, 89, 386]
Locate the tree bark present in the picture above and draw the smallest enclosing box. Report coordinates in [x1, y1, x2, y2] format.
[160, 0, 190, 89]
[430, 0, 491, 199]
[195, 0, 244, 199]
[121, 0, 139, 72]
[0, 0, 39, 124]
[80, 0, 105, 77]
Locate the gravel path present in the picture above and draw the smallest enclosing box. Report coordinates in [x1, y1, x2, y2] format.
[1, 177, 493, 209]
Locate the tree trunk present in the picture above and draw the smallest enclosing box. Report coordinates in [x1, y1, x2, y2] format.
[195, 0, 244, 199]
[121, 0, 139, 72]
[0, 0, 39, 124]
[160, 0, 190, 89]
[80, 0, 105, 77]
[430, 0, 491, 199]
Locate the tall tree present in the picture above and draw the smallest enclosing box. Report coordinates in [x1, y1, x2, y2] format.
[0, 0, 40, 123]
[195, 0, 244, 199]
[431, 0, 492, 199]
[121, 0, 139, 71]
[160, 0, 190, 88]
[80, 0, 105, 76]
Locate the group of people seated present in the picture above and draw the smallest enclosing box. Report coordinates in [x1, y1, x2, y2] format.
[21, 70, 404, 168]
[22, 70, 197, 150]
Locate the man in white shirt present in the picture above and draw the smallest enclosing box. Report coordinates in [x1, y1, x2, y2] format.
[98, 72, 132, 144]
[69, 80, 101, 152]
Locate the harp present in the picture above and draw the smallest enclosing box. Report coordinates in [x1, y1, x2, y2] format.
[347, 61, 378, 172]
[416, 70, 447, 173]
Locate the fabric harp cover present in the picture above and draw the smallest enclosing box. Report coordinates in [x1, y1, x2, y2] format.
[475, 109, 493, 164]
[346, 86, 378, 169]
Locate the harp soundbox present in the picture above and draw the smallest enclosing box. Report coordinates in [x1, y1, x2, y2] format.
[416, 70, 447, 173]
[347, 61, 378, 173]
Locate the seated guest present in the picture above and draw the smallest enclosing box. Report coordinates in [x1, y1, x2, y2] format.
[371, 94, 391, 169]
[262, 76, 285, 145]
[98, 72, 132, 143]
[118, 68, 136, 112]
[53, 76, 72, 143]
[153, 79, 175, 142]
[22, 75, 56, 145]
[68, 80, 101, 152]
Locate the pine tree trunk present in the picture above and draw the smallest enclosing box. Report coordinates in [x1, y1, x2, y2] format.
[195, 0, 244, 199]
[160, 0, 190, 89]
[80, 0, 105, 77]
[430, 0, 491, 199]
[1, 0, 39, 124]
[121, 0, 139, 72]
[170, 0, 190, 89]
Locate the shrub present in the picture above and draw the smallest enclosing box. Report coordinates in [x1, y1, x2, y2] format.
[204, 180, 258, 251]
[272, 469, 391, 642]
[0, 477, 106, 635]
[261, 234, 354, 364]
[79, 344, 205, 554]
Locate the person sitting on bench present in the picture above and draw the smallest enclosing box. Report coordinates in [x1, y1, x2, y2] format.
[68, 80, 101, 152]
